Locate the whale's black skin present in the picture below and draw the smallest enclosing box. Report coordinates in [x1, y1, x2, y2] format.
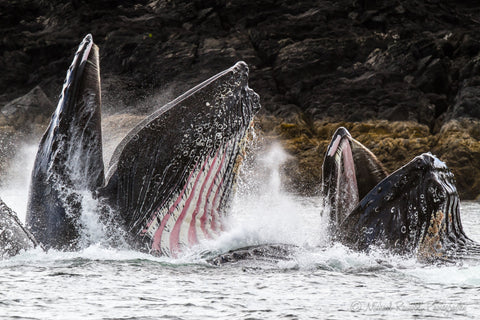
[24, 34, 260, 256]
[100, 61, 260, 256]
[322, 127, 387, 233]
[26, 34, 104, 250]
[0, 198, 38, 258]
[207, 244, 296, 265]
[323, 128, 480, 261]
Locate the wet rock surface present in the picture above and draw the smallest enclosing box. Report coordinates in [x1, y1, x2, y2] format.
[1, 0, 480, 198]
[1, 86, 54, 130]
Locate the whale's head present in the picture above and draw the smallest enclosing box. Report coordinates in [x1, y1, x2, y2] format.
[102, 60, 261, 256]
[338, 152, 474, 260]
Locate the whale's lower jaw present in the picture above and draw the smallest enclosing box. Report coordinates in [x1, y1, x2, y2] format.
[322, 127, 387, 234]
[99, 60, 260, 257]
[26, 34, 104, 250]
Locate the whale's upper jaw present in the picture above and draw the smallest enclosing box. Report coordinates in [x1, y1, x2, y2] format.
[337, 151, 474, 260]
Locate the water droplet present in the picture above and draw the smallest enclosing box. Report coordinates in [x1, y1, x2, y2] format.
[401, 226, 407, 234]
[390, 207, 395, 214]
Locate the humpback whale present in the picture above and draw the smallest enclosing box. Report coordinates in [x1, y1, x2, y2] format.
[323, 127, 480, 261]
[0, 198, 37, 258]
[23, 34, 260, 256]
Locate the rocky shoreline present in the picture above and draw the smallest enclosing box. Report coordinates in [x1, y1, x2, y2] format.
[1, 0, 480, 199]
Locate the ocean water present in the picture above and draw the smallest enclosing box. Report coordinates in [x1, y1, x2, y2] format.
[1, 144, 480, 319]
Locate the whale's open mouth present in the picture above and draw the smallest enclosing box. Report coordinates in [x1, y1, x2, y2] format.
[100, 61, 260, 256]
[323, 129, 359, 229]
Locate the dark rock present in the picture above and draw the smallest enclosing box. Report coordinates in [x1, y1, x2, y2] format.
[379, 105, 410, 122]
[1, 0, 480, 126]
[449, 81, 480, 119]
[1, 86, 54, 131]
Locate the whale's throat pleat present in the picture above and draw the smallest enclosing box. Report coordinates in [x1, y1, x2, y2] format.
[141, 139, 239, 256]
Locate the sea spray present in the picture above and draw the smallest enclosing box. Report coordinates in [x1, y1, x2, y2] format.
[191, 142, 328, 258]
[0, 144, 38, 222]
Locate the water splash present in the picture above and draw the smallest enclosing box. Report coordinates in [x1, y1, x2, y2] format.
[189, 142, 329, 257]
[4, 138, 480, 277]
[0, 144, 38, 222]
[259, 142, 289, 196]
[77, 191, 106, 247]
